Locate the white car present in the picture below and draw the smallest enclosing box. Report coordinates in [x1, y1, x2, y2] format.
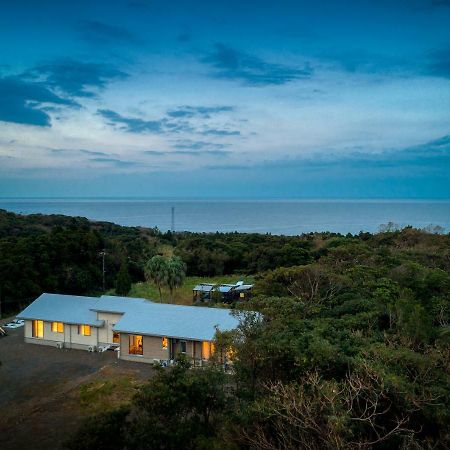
[3, 319, 25, 329]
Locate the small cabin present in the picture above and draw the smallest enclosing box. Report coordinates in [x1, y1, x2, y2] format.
[193, 283, 215, 302]
[193, 281, 253, 303]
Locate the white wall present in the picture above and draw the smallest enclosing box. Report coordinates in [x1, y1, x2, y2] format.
[24, 319, 99, 348]
[97, 312, 122, 344]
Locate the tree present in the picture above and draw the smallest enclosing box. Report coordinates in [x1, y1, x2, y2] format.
[145, 255, 169, 302]
[67, 359, 230, 450]
[115, 260, 132, 296]
[166, 256, 186, 303]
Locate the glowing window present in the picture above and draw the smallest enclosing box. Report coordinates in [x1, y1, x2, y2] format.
[32, 320, 44, 338]
[202, 341, 215, 360]
[113, 332, 120, 344]
[162, 337, 168, 349]
[129, 335, 143, 355]
[51, 322, 64, 333]
[78, 325, 91, 336]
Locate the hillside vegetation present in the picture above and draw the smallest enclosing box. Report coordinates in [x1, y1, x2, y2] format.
[0, 209, 449, 448]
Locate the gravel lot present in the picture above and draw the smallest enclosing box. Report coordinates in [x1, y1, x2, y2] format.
[0, 322, 154, 449]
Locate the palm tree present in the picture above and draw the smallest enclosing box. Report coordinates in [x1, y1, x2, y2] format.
[167, 256, 186, 303]
[145, 255, 169, 303]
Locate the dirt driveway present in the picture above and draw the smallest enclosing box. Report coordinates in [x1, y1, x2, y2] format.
[0, 324, 154, 449]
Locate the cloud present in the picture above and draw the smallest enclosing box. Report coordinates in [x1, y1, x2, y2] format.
[28, 59, 128, 97]
[51, 148, 112, 157]
[319, 49, 409, 74]
[208, 134, 450, 173]
[167, 105, 234, 118]
[202, 43, 313, 86]
[173, 140, 229, 151]
[98, 109, 163, 133]
[89, 157, 137, 167]
[201, 128, 240, 136]
[171, 149, 231, 157]
[77, 20, 137, 45]
[98, 107, 242, 137]
[0, 76, 76, 126]
[143, 150, 167, 155]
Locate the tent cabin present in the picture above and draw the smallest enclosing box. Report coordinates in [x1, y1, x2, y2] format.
[17, 293, 239, 364]
[233, 284, 253, 301]
[192, 283, 215, 302]
[193, 281, 253, 303]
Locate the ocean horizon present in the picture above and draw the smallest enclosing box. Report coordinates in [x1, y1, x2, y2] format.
[0, 198, 449, 235]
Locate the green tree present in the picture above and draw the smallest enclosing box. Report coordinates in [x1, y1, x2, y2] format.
[166, 256, 186, 303]
[115, 260, 132, 296]
[67, 359, 230, 450]
[145, 255, 169, 302]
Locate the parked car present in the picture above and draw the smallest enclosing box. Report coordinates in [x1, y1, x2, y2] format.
[3, 319, 25, 329]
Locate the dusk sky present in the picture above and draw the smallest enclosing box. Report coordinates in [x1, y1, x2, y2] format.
[0, 0, 449, 198]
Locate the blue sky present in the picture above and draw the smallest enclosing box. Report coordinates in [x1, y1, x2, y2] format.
[0, 0, 449, 198]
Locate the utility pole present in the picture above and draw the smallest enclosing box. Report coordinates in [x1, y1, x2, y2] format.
[99, 250, 106, 292]
[171, 206, 175, 233]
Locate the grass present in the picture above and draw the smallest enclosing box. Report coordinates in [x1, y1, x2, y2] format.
[119, 275, 255, 305]
[79, 377, 141, 414]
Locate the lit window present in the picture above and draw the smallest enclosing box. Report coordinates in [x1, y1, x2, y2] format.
[113, 332, 120, 344]
[180, 340, 187, 354]
[129, 335, 143, 355]
[202, 341, 215, 359]
[78, 325, 91, 336]
[32, 320, 44, 338]
[162, 337, 168, 349]
[51, 322, 64, 333]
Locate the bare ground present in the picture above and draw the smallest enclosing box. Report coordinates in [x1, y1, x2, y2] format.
[0, 324, 154, 450]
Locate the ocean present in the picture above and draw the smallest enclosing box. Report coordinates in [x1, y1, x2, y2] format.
[0, 199, 449, 235]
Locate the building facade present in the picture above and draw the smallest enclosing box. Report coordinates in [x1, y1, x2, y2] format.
[18, 293, 238, 364]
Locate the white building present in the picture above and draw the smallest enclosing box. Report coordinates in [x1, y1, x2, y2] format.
[17, 293, 239, 364]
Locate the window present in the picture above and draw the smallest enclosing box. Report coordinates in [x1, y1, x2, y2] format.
[180, 340, 187, 354]
[129, 335, 143, 355]
[162, 337, 168, 349]
[51, 322, 64, 333]
[113, 332, 120, 344]
[78, 324, 91, 336]
[202, 341, 215, 359]
[32, 320, 44, 338]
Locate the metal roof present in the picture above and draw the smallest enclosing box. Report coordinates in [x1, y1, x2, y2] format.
[217, 285, 235, 293]
[113, 302, 239, 341]
[17, 293, 103, 326]
[193, 284, 215, 292]
[18, 293, 239, 341]
[235, 284, 253, 291]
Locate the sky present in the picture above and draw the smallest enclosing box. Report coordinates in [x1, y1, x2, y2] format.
[0, 0, 449, 198]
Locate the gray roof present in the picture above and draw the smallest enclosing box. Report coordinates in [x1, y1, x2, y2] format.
[17, 293, 103, 326]
[114, 302, 239, 341]
[18, 293, 239, 341]
[217, 285, 235, 293]
[235, 284, 253, 291]
[193, 284, 215, 292]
